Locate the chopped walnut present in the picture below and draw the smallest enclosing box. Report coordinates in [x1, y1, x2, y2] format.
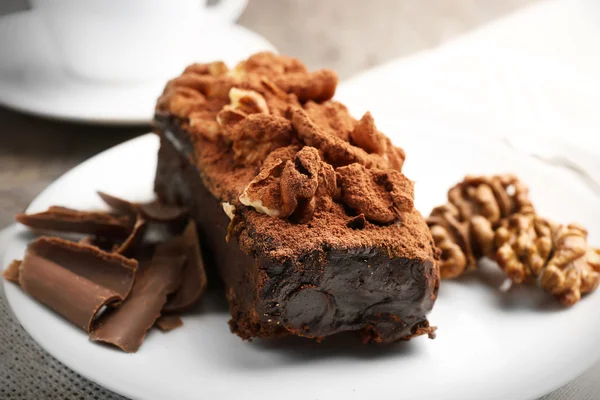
[540, 224, 600, 305]
[222, 202, 236, 220]
[304, 100, 356, 142]
[260, 78, 301, 118]
[291, 109, 396, 170]
[470, 215, 495, 258]
[183, 61, 229, 76]
[239, 52, 308, 76]
[428, 174, 537, 279]
[188, 111, 221, 142]
[498, 174, 536, 216]
[157, 87, 207, 119]
[273, 70, 338, 103]
[166, 73, 237, 99]
[227, 88, 269, 115]
[317, 162, 339, 198]
[494, 214, 553, 284]
[280, 147, 320, 217]
[239, 155, 287, 217]
[427, 204, 474, 279]
[223, 114, 294, 166]
[430, 225, 468, 279]
[350, 112, 387, 156]
[215, 108, 246, 129]
[336, 163, 413, 224]
[216, 87, 269, 134]
[239, 146, 335, 222]
[385, 143, 406, 172]
[448, 175, 535, 228]
[493, 216, 600, 305]
[227, 52, 336, 103]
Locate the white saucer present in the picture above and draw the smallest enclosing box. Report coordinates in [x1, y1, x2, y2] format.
[0, 11, 276, 125]
[3, 126, 600, 400]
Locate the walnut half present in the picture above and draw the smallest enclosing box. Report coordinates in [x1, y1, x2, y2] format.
[540, 224, 600, 306]
[494, 214, 553, 284]
[239, 146, 337, 222]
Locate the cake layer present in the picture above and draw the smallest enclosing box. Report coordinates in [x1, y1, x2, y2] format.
[154, 116, 439, 342]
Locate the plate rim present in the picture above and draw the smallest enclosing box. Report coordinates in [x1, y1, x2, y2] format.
[3, 131, 600, 400]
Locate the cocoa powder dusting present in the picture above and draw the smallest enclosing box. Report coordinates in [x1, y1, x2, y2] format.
[157, 52, 433, 261]
[336, 163, 414, 224]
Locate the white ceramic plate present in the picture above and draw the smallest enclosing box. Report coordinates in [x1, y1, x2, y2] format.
[0, 11, 276, 125]
[3, 129, 600, 400]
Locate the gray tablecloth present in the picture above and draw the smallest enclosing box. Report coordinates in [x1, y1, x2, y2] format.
[0, 226, 599, 400]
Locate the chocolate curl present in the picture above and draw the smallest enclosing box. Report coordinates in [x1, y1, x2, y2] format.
[158, 221, 207, 313]
[3, 260, 21, 283]
[16, 206, 132, 237]
[97, 191, 189, 222]
[18, 237, 137, 332]
[155, 315, 184, 332]
[114, 215, 147, 256]
[90, 251, 186, 353]
[96, 192, 137, 215]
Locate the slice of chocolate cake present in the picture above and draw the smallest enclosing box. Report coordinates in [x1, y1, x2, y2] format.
[153, 52, 439, 343]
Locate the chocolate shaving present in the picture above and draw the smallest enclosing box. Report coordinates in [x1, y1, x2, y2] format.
[155, 315, 184, 332]
[78, 236, 115, 252]
[18, 237, 137, 332]
[96, 192, 137, 215]
[139, 201, 189, 222]
[114, 215, 147, 256]
[157, 221, 208, 313]
[97, 191, 189, 222]
[3, 260, 21, 283]
[90, 250, 186, 353]
[16, 206, 132, 237]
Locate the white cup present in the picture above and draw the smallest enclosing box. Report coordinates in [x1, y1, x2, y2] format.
[30, 0, 248, 82]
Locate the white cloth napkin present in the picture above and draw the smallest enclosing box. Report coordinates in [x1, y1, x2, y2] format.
[337, 1, 600, 398]
[337, 0, 600, 155]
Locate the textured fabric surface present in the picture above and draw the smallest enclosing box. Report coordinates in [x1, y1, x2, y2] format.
[0, 283, 126, 400]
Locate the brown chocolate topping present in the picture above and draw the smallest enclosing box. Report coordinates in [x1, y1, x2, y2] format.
[18, 237, 137, 332]
[90, 254, 185, 353]
[156, 221, 208, 313]
[155, 315, 184, 332]
[16, 206, 132, 237]
[3, 260, 21, 283]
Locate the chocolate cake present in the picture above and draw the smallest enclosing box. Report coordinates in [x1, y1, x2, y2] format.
[153, 52, 439, 343]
